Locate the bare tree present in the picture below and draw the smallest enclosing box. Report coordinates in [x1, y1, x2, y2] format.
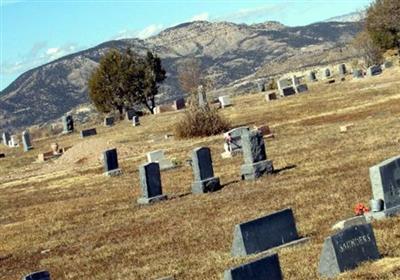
[352, 31, 383, 67]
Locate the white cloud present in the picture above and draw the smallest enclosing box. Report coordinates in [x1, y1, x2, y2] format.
[46, 47, 60, 55]
[136, 24, 164, 39]
[190, 12, 209, 22]
[216, 4, 284, 23]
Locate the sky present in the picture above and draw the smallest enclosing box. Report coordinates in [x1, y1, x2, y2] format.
[1, 0, 373, 91]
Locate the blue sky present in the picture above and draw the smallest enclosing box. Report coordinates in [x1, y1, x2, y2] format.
[1, 0, 373, 91]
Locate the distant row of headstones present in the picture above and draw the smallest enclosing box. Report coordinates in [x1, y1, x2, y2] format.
[1, 130, 33, 152]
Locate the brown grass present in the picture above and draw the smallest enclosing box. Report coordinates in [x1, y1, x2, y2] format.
[2, 68, 400, 279]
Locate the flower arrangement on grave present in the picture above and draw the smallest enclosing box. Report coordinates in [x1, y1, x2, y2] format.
[354, 203, 369, 216]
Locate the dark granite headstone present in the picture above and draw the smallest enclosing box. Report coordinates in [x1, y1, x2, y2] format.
[125, 109, 136, 121]
[367, 65, 382, 76]
[173, 98, 185, 110]
[104, 116, 114, 127]
[240, 130, 273, 180]
[224, 253, 283, 280]
[22, 270, 51, 280]
[62, 115, 74, 133]
[102, 148, 121, 176]
[80, 128, 97, 138]
[308, 71, 317, 82]
[2, 131, 10, 146]
[296, 84, 308, 93]
[338, 64, 347, 75]
[138, 162, 167, 204]
[319, 224, 380, 278]
[325, 68, 331, 78]
[231, 208, 304, 256]
[281, 86, 296, 96]
[0, 153, 5, 158]
[191, 147, 221, 193]
[22, 130, 33, 152]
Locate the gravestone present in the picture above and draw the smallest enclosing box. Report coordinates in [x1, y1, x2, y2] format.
[366, 155, 400, 220]
[104, 116, 114, 127]
[295, 84, 308, 93]
[137, 162, 167, 204]
[324, 68, 331, 78]
[218, 95, 232, 108]
[80, 128, 97, 138]
[222, 126, 250, 157]
[173, 98, 185, 110]
[0, 153, 5, 158]
[231, 208, 307, 256]
[383, 61, 393, 69]
[257, 82, 265, 92]
[9, 135, 19, 147]
[224, 253, 283, 280]
[191, 147, 221, 194]
[353, 69, 363, 78]
[22, 270, 51, 280]
[147, 150, 176, 170]
[62, 115, 74, 134]
[22, 130, 33, 152]
[280, 86, 296, 97]
[319, 224, 380, 278]
[125, 109, 136, 121]
[102, 148, 121, 176]
[265, 92, 277, 101]
[2, 131, 10, 146]
[198, 85, 207, 107]
[367, 65, 382, 76]
[291, 75, 300, 86]
[338, 64, 347, 75]
[240, 130, 273, 180]
[132, 116, 140, 126]
[308, 71, 317, 82]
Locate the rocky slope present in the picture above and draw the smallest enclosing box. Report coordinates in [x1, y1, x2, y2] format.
[0, 20, 362, 131]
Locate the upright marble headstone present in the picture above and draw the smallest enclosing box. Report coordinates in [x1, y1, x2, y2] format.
[198, 85, 207, 107]
[240, 130, 273, 180]
[80, 128, 97, 138]
[2, 131, 10, 146]
[22, 270, 51, 280]
[231, 208, 306, 256]
[224, 253, 283, 280]
[22, 130, 33, 152]
[338, 64, 347, 75]
[102, 148, 121, 176]
[132, 116, 140, 126]
[104, 116, 114, 127]
[218, 95, 232, 108]
[137, 162, 167, 204]
[318, 224, 380, 278]
[191, 147, 221, 194]
[62, 115, 74, 134]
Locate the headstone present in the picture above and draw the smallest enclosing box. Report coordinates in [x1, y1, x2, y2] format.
[332, 215, 368, 231]
[295, 84, 308, 93]
[104, 116, 114, 127]
[22, 130, 33, 152]
[22, 270, 51, 280]
[324, 68, 331, 78]
[9, 135, 19, 147]
[132, 116, 140, 126]
[223, 127, 250, 157]
[231, 208, 307, 256]
[240, 130, 273, 180]
[218, 95, 232, 108]
[2, 131, 10, 146]
[383, 61, 393, 69]
[191, 147, 221, 194]
[353, 69, 363, 78]
[338, 64, 347, 75]
[291, 75, 300, 86]
[147, 150, 176, 170]
[327, 79, 336, 84]
[367, 65, 382, 76]
[137, 162, 167, 204]
[80, 128, 97, 138]
[265, 92, 277, 101]
[280, 86, 296, 97]
[257, 82, 265, 92]
[0, 153, 5, 158]
[308, 71, 317, 82]
[173, 98, 185, 110]
[224, 253, 283, 280]
[102, 148, 121, 176]
[198, 85, 207, 107]
[318, 224, 380, 278]
[366, 155, 400, 220]
[62, 115, 74, 134]
[125, 109, 136, 121]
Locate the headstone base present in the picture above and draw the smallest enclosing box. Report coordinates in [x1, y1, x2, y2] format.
[62, 130, 73, 135]
[137, 194, 167, 205]
[240, 160, 274, 180]
[24, 146, 33, 152]
[192, 177, 221, 194]
[364, 205, 400, 221]
[104, 168, 122, 177]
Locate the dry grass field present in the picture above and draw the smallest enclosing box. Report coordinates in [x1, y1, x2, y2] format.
[2, 67, 400, 279]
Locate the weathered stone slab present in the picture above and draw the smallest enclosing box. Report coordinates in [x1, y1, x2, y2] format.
[138, 162, 167, 204]
[22, 130, 33, 152]
[231, 208, 305, 256]
[103, 148, 121, 176]
[319, 224, 380, 278]
[62, 115, 74, 134]
[104, 116, 114, 127]
[80, 128, 97, 138]
[191, 147, 221, 193]
[22, 270, 51, 280]
[224, 253, 283, 280]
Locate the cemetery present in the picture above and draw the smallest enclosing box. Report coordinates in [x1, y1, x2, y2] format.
[1, 49, 400, 280]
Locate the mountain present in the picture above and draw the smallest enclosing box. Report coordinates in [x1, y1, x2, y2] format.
[0, 20, 362, 131]
[324, 11, 365, 23]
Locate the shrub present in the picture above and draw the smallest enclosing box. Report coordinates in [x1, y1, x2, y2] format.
[174, 105, 231, 139]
